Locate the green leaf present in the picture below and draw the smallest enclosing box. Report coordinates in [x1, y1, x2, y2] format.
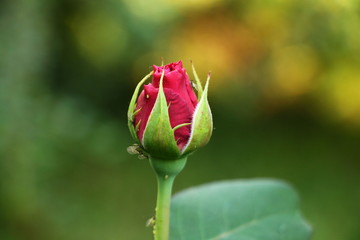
[170, 179, 312, 240]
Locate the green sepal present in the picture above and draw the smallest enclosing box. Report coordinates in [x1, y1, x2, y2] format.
[191, 61, 203, 100]
[128, 72, 153, 144]
[127, 71, 153, 143]
[142, 70, 180, 160]
[182, 74, 213, 155]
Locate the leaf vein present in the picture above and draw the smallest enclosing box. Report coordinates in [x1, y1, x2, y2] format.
[209, 210, 294, 240]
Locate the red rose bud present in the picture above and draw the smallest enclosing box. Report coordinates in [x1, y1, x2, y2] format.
[128, 61, 212, 160]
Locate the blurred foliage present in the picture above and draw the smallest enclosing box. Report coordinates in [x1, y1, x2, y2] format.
[0, 0, 359, 239]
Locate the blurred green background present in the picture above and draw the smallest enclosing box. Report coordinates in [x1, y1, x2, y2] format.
[1, 0, 359, 239]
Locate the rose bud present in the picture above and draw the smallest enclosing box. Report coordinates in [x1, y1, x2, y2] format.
[128, 61, 212, 160]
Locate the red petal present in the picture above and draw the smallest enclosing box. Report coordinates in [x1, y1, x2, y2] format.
[135, 61, 199, 150]
[134, 85, 193, 150]
[164, 88, 193, 149]
[134, 84, 158, 142]
[185, 76, 198, 108]
[152, 63, 198, 112]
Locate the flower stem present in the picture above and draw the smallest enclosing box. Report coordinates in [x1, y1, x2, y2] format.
[154, 174, 174, 240]
[150, 157, 187, 240]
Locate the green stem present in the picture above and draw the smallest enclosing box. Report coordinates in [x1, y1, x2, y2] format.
[150, 157, 187, 240]
[154, 173, 174, 240]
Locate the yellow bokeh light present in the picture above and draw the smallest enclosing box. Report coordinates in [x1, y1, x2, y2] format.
[323, 64, 360, 125]
[122, 0, 176, 23]
[243, 5, 289, 48]
[122, 0, 222, 22]
[67, 9, 128, 68]
[318, 0, 356, 11]
[161, 16, 262, 88]
[269, 45, 320, 97]
[171, 0, 221, 9]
